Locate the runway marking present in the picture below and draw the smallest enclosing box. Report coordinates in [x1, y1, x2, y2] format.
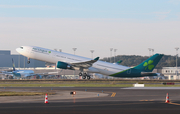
[140, 100, 154, 101]
[111, 93, 116, 97]
[168, 102, 180, 106]
[91, 91, 116, 97]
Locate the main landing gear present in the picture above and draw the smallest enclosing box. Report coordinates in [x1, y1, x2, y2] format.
[79, 72, 91, 80]
[27, 58, 30, 64]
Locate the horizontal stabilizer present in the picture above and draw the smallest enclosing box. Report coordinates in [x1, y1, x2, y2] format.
[141, 72, 161, 76]
[116, 60, 122, 64]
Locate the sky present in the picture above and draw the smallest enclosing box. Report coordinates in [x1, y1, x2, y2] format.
[0, 0, 180, 58]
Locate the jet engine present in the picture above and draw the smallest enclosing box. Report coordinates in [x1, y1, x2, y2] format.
[57, 61, 72, 69]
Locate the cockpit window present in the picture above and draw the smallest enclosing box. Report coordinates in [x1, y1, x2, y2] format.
[20, 47, 23, 49]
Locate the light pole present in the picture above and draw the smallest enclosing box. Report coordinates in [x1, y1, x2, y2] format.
[90, 50, 94, 59]
[54, 49, 58, 70]
[148, 48, 151, 57]
[114, 49, 117, 63]
[72, 48, 77, 77]
[175, 47, 179, 79]
[72, 48, 77, 55]
[110, 48, 113, 63]
[24, 56, 25, 69]
[151, 49, 154, 55]
[18, 55, 20, 70]
[58, 49, 61, 76]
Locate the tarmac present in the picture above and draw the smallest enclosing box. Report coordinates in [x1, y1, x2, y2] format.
[1, 87, 180, 114]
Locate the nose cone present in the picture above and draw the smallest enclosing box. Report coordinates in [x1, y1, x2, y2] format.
[16, 48, 21, 54]
[16, 46, 24, 54]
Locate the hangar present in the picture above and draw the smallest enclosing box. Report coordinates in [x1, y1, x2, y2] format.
[0, 50, 45, 68]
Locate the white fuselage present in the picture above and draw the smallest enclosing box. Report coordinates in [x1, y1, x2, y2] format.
[16, 46, 130, 76]
[12, 70, 34, 77]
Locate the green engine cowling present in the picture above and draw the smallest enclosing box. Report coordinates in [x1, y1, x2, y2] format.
[57, 61, 72, 69]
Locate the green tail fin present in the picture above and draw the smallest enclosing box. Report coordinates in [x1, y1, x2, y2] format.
[134, 53, 163, 72]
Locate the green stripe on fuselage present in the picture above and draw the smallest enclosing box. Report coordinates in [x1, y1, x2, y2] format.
[110, 68, 130, 76]
[109, 68, 142, 77]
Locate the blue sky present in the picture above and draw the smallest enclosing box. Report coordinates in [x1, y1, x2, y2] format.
[0, 0, 180, 20]
[0, 0, 180, 58]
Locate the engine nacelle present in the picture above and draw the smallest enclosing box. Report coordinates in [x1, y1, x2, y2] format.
[57, 61, 72, 69]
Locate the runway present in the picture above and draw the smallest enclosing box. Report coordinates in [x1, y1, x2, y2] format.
[0, 87, 180, 114]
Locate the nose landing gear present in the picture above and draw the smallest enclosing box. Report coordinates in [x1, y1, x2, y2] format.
[27, 58, 30, 64]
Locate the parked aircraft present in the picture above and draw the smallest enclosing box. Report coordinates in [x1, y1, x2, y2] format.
[16, 46, 163, 79]
[1, 59, 56, 79]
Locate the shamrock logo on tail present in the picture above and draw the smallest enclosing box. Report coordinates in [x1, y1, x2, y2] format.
[143, 60, 154, 70]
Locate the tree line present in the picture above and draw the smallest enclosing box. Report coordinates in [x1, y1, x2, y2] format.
[101, 55, 180, 69]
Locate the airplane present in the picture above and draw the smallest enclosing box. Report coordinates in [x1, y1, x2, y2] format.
[16, 46, 163, 79]
[1, 59, 56, 79]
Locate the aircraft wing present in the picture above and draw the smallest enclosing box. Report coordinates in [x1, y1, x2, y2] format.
[70, 57, 99, 68]
[0, 72, 13, 76]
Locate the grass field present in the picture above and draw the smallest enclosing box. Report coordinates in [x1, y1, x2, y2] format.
[0, 80, 179, 96]
[0, 83, 132, 87]
[0, 91, 55, 96]
[0, 80, 180, 87]
[1, 84, 180, 87]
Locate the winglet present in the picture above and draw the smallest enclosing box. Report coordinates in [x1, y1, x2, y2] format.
[117, 60, 122, 64]
[94, 57, 99, 61]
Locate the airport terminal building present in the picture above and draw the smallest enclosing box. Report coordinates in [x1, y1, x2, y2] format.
[0, 50, 45, 68]
[162, 67, 180, 80]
